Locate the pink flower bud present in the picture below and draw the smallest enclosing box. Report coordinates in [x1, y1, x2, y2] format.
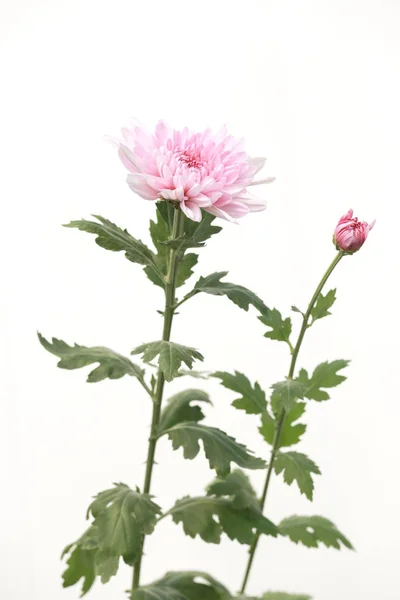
[333, 209, 375, 253]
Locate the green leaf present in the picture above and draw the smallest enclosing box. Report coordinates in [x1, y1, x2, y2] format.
[259, 309, 292, 344]
[61, 526, 121, 592]
[184, 272, 269, 314]
[160, 422, 266, 476]
[279, 515, 354, 550]
[262, 593, 312, 600]
[87, 483, 161, 564]
[271, 380, 305, 412]
[213, 371, 266, 414]
[132, 341, 204, 382]
[131, 571, 230, 600]
[38, 333, 144, 383]
[274, 452, 320, 500]
[297, 360, 349, 401]
[207, 470, 260, 512]
[310, 288, 336, 323]
[259, 402, 307, 448]
[168, 471, 278, 544]
[159, 389, 212, 431]
[62, 540, 96, 596]
[65, 215, 160, 270]
[145, 203, 221, 289]
[94, 549, 119, 584]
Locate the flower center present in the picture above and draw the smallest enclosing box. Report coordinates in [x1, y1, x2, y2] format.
[350, 218, 362, 230]
[177, 151, 202, 170]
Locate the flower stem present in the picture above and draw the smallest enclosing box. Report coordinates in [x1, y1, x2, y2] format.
[239, 251, 343, 595]
[132, 207, 185, 594]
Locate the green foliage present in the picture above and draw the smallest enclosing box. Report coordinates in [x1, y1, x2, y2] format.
[271, 380, 305, 412]
[61, 529, 97, 596]
[132, 341, 204, 382]
[87, 483, 161, 565]
[168, 471, 278, 544]
[213, 371, 266, 414]
[159, 422, 266, 476]
[274, 452, 320, 500]
[259, 402, 307, 448]
[64, 215, 161, 273]
[183, 272, 269, 313]
[61, 526, 120, 594]
[38, 333, 144, 383]
[262, 593, 312, 600]
[259, 309, 292, 345]
[297, 360, 349, 401]
[159, 389, 212, 431]
[310, 288, 336, 324]
[145, 202, 221, 288]
[279, 515, 354, 550]
[131, 571, 230, 600]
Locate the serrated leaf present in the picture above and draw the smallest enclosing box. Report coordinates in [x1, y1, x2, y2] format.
[38, 333, 144, 383]
[310, 288, 336, 323]
[87, 483, 161, 563]
[207, 470, 259, 512]
[259, 402, 307, 448]
[65, 215, 159, 270]
[159, 389, 212, 431]
[279, 515, 354, 550]
[160, 422, 266, 476]
[274, 452, 320, 500]
[297, 360, 349, 401]
[62, 542, 96, 596]
[184, 272, 269, 314]
[271, 380, 305, 412]
[213, 371, 266, 414]
[169, 472, 277, 544]
[94, 549, 119, 584]
[145, 203, 220, 289]
[131, 571, 230, 600]
[132, 341, 204, 382]
[259, 309, 292, 344]
[262, 593, 312, 600]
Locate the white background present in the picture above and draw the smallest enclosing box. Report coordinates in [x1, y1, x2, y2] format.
[1, 1, 399, 599]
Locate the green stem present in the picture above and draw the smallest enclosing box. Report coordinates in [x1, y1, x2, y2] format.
[132, 207, 185, 593]
[239, 251, 343, 595]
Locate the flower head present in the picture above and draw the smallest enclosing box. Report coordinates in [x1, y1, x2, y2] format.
[333, 209, 375, 253]
[110, 120, 273, 222]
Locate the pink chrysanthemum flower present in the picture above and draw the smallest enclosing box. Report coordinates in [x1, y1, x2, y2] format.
[110, 120, 274, 222]
[333, 209, 375, 253]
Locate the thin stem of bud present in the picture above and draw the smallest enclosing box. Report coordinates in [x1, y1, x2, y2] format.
[239, 251, 343, 595]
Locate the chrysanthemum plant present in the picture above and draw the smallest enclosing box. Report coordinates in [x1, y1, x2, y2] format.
[39, 121, 374, 600]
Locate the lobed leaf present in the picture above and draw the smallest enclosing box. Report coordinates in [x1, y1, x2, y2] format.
[271, 380, 305, 412]
[213, 371, 267, 414]
[259, 309, 292, 345]
[131, 571, 230, 600]
[184, 272, 269, 314]
[159, 422, 266, 476]
[64, 215, 159, 271]
[168, 470, 278, 544]
[38, 333, 144, 383]
[86, 483, 161, 564]
[310, 288, 336, 324]
[297, 360, 349, 401]
[279, 515, 354, 550]
[259, 402, 307, 448]
[132, 341, 204, 382]
[159, 389, 212, 431]
[274, 452, 321, 500]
